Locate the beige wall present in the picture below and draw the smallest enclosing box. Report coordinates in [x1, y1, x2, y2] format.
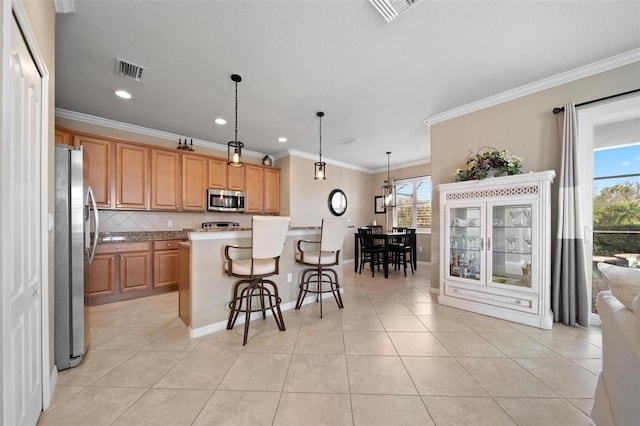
[279, 155, 372, 261]
[430, 62, 640, 291]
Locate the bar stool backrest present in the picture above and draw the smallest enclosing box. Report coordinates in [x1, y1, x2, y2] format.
[252, 216, 291, 259]
[320, 218, 349, 252]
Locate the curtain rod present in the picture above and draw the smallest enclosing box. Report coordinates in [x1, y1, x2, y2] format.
[552, 88, 640, 114]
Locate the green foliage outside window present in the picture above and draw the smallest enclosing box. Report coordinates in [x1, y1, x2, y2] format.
[593, 181, 640, 257]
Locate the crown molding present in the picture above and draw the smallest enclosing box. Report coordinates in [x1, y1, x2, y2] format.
[54, 108, 266, 159]
[370, 156, 431, 174]
[425, 48, 640, 126]
[276, 149, 372, 173]
[54, 0, 75, 14]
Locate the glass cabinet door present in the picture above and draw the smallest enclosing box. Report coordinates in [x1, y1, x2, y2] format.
[488, 202, 536, 291]
[447, 205, 484, 283]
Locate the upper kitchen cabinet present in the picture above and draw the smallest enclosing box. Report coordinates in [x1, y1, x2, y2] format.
[55, 127, 73, 146]
[73, 134, 113, 208]
[264, 167, 280, 214]
[208, 157, 227, 189]
[245, 164, 280, 214]
[151, 149, 180, 210]
[227, 164, 245, 191]
[245, 164, 264, 213]
[182, 154, 208, 211]
[116, 142, 149, 209]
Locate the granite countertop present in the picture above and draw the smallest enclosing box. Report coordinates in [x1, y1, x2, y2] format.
[96, 227, 321, 243]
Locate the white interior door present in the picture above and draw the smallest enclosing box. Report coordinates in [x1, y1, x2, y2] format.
[1, 14, 44, 426]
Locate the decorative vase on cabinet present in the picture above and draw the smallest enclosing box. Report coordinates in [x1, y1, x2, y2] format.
[438, 170, 556, 329]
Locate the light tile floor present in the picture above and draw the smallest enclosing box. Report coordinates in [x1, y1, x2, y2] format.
[39, 264, 601, 425]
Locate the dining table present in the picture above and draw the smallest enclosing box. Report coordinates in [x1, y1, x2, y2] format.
[353, 230, 417, 278]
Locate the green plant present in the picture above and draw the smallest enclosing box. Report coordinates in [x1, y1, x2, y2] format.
[454, 147, 523, 182]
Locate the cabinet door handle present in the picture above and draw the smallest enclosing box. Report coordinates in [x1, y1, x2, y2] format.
[480, 238, 484, 250]
[487, 238, 491, 250]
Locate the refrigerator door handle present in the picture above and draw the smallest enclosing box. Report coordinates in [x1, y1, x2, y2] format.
[85, 186, 99, 264]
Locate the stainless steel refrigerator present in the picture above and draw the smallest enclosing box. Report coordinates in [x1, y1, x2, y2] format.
[54, 144, 99, 370]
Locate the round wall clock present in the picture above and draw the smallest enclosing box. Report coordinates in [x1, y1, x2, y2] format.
[262, 155, 272, 166]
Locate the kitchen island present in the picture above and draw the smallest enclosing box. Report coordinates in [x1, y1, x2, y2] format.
[182, 227, 337, 338]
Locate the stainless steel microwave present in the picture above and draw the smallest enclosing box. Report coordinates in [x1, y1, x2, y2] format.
[207, 189, 246, 212]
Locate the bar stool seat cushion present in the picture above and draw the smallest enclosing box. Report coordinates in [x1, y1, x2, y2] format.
[224, 258, 278, 276]
[295, 250, 337, 266]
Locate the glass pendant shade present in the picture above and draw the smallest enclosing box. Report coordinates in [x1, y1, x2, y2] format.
[227, 141, 244, 168]
[314, 111, 326, 180]
[381, 151, 396, 207]
[227, 74, 244, 167]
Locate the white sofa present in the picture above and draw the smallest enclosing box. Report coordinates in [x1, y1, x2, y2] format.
[591, 291, 640, 425]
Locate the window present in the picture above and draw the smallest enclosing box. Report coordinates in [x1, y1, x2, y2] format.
[394, 176, 431, 232]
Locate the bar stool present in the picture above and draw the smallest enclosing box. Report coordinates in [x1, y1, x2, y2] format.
[295, 218, 349, 318]
[223, 216, 291, 345]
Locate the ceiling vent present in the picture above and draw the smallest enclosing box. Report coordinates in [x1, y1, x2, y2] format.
[338, 136, 358, 145]
[368, 0, 422, 23]
[115, 57, 146, 82]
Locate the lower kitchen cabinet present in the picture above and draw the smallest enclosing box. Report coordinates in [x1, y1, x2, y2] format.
[178, 242, 191, 326]
[88, 240, 180, 305]
[153, 241, 180, 288]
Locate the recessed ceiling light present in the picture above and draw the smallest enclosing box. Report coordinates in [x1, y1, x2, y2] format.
[214, 117, 227, 125]
[114, 90, 132, 99]
[278, 137, 288, 143]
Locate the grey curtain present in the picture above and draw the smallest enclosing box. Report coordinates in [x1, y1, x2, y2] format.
[552, 102, 590, 327]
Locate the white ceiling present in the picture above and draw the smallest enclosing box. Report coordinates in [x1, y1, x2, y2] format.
[55, 1, 640, 171]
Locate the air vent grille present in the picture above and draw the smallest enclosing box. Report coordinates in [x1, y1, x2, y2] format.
[115, 58, 146, 82]
[369, 0, 421, 23]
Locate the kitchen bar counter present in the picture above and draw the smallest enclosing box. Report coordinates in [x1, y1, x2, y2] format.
[184, 227, 330, 338]
[96, 226, 320, 243]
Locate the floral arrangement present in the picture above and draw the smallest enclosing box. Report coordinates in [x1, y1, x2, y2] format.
[454, 147, 523, 182]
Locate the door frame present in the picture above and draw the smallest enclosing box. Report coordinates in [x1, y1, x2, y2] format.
[1, 0, 52, 415]
[577, 93, 640, 323]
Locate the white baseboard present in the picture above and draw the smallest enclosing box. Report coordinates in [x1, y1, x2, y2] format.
[189, 291, 341, 339]
[45, 368, 58, 411]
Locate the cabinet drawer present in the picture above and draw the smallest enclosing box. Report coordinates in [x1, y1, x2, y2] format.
[153, 240, 180, 250]
[445, 283, 537, 314]
[95, 242, 151, 254]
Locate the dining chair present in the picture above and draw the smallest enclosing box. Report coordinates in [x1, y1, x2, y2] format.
[223, 216, 291, 345]
[358, 227, 385, 277]
[389, 228, 415, 276]
[294, 218, 349, 318]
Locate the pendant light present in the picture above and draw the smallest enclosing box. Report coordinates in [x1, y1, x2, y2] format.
[382, 151, 396, 207]
[314, 111, 326, 180]
[227, 74, 244, 168]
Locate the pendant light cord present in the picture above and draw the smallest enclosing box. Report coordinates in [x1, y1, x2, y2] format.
[234, 79, 238, 143]
[319, 113, 322, 161]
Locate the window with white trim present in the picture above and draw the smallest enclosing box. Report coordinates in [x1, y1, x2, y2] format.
[394, 176, 431, 232]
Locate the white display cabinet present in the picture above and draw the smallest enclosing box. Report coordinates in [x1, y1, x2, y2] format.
[438, 170, 555, 329]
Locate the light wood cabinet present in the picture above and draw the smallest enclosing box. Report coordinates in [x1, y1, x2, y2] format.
[178, 243, 191, 326]
[245, 164, 264, 213]
[74, 134, 113, 208]
[151, 149, 180, 210]
[245, 164, 280, 214]
[227, 164, 245, 191]
[208, 157, 227, 189]
[88, 241, 183, 305]
[116, 142, 149, 209]
[153, 241, 179, 288]
[55, 127, 73, 146]
[264, 168, 280, 214]
[182, 154, 208, 211]
[120, 251, 153, 292]
[438, 171, 555, 330]
[88, 242, 152, 305]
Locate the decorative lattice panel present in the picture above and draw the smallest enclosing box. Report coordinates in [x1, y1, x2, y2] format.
[446, 185, 538, 201]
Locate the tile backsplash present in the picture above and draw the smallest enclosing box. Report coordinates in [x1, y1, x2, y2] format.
[98, 210, 252, 232]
